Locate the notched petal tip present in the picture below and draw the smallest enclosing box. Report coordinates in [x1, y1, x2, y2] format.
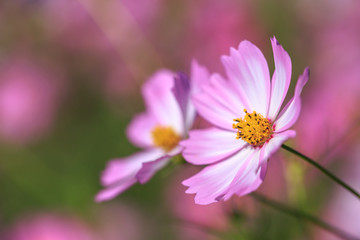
[220, 55, 231, 69]
[229, 46, 239, 57]
[181, 178, 191, 187]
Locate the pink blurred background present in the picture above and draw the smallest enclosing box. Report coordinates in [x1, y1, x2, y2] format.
[0, 0, 359, 239]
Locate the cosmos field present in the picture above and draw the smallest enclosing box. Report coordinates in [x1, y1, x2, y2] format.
[0, 0, 359, 239]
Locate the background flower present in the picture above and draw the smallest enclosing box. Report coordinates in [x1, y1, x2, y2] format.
[0, 55, 64, 145]
[166, 166, 230, 240]
[96, 70, 185, 202]
[3, 213, 95, 240]
[314, 140, 360, 240]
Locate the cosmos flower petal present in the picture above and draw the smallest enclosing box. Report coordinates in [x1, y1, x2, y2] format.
[274, 67, 309, 132]
[136, 156, 171, 184]
[183, 60, 211, 131]
[260, 130, 296, 167]
[221, 40, 270, 115]
[190, 59, 211, 94]
[136, 146, 182, 184]
[182, 148, 254, 205]
[142, 70, 184, 134]
[95, 179, 136, 202]
[267, 37, 292, 120]
[126, 112, 157, 148]
[181, 127, 245, 165]
[193, 74, 244, 130]
[203, 74, 248, 119]
[100, 148, 164, 188]
[259, 160, 268, 180]
[172, 72, 190, 122]
[217, 149, 265, 202]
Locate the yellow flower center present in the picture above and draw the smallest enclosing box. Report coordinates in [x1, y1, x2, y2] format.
[151, 126, 181, 152]
[233, 109, 273, 146]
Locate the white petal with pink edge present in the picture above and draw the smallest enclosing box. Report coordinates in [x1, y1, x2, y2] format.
[217, 149, 265, 201]
[99, 148, 163, 190]
[182, 147, 254, 205]
[267, 37, 292, 120]
[274, 67, 309, 132]
[192, 74, 245, 131]
[181, 127, 245, 165]
[142, 70, 184, 134]
[221, 41, 270, 115]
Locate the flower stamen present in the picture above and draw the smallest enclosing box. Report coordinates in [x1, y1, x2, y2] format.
[151, 126, 181, 152]
[233, 109, 273, 146]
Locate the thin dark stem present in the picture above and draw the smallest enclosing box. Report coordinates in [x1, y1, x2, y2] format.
[282, 144, 360, 199]
[251, 193, 360, 240]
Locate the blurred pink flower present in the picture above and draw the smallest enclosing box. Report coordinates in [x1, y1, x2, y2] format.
[0, 56, 63, 144]
[42, 0, 165, 98]
[103, 61, 138, 101]
[167, 167, 229, 240]
[315, 141, 360, 240]
[181, 37, 309, 205]
[183, 0, 265, 72]
[96, 62, 209, 202]
[41, 0, 112, 55]
[167, 167, 230, 229]
[5, 213, 95, 240]
[95, 202, 152, 240]
[295, 0, 360, 159]
[120, 0, 164, 31]
[42, 0, 161, 55]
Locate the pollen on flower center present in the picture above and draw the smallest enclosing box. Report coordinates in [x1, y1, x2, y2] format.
[151, 126, 181, 152]
[232, 109, 273, 146]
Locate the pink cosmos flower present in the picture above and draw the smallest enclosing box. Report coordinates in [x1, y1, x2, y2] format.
[181, 37, 309, 205]
[96, 61, 209, 202]
[0, 56, 63, 144]
[294, 0, 360, 160]
[95, 202, 152, 240]
[183, 0, 265, 73]
[4, 213, 95, 240]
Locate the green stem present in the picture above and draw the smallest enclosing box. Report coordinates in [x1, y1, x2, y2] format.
[282, 144, 360, 199]
[251, 193, 360, 240]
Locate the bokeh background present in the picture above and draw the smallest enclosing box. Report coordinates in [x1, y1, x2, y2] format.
[0, 0, 359, 239]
